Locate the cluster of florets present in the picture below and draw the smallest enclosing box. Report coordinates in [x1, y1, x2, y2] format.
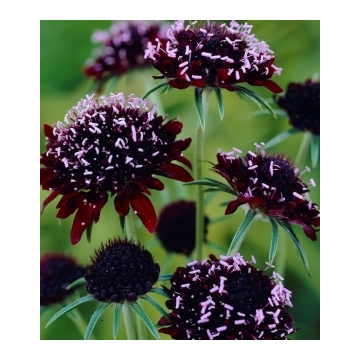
[159, 254, 295, 340]
[40, 253, 85, 306]
[145, 20, 283, 93]
[85, 238, 160, 303]
[40, 93, 193, 244]
[276, 79, 320, 135]
[155, 200, 210, 256]
[84, 21, 168, 89]
[212, 143, 320, 240]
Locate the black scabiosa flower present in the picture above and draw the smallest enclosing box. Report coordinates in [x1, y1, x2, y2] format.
[276, 79, 320, 136]
[40, 253, 85, 306]
[158, 254, 295, 340]
[40, 93, 193, 244]
[155, 200, 210, 256]
[213, 144, 320, 241]
[145, 20, 283, 93]
[84, 21, 168, 91]
[85, 237, 160, 303]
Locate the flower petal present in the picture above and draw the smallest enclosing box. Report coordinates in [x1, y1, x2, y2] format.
[114, 192, 130, 217]
[41, 190, 60, 214]
[129, 191, 157, 233]
[159, 163, 193, 182]
[70, 204, 93, 245]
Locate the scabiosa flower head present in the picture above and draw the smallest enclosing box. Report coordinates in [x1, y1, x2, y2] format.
[40, 93, 193, 244]
[145, 20, 283, 93]
[158, 254, 295, 340]
[213, 144, 320, 240]
[276, 79, 320, 135]
[84, 21, 168, 89]
[40, 253, 85, 306]
[155, 200, 210, 256]
[85, 237, 160, 303]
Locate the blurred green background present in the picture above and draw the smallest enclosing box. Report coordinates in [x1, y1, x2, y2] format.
[40, 20, 320, 340]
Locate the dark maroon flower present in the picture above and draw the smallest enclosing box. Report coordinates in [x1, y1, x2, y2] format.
[85, 237, 160, 303]
[40, 253, 85, 306]
[276, 79, 320, 135]
[40, 93, 193, 244]
[155, 200, 210, 256]
[212, 144, 320, 240]
[145, 20, 283, 93]
[84, 21, 168, 90]
[159, 254, 295, 340]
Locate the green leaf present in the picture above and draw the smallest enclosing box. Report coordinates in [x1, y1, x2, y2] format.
[278, 221, 311, 276]
[142, 81, 168, 99]
[46, 294, 94, 328]
[269, 218, 279, 265]
[184, 178, 238, 196]
[194, 87, 205, 130]
[311, 135, 320, 168]
[248, 109, 288, 119]
[141, 294, 170, 321]
[213, 87, 224, 120]
[150, 287, 171, 299]
[233, 85, 277, 119]
[113, 303, 122, 340]
[119, 215, 126, 237]
[158, 274, 172, 281]
[86, 220, 93, 244]
[129, 302, 161, 340]
[66, 277, 86, 291]
[84, 302, 110, 340]
[263, 128, 300, 149]
[227, 210, 257, 256]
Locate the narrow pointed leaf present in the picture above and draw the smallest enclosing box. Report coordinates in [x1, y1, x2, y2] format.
[248, 109, 287, 119]
[184, 179, 237, 196]
[86, 220, 93, 244]
[150, 287, 171, 299]
[66, 277, 86, 291]
[158, 274, 172, 281]
[194, 87, 205, 130]
[233, 85, 277, 119]
[213, 87, 224, 120]
[46, 294, 94, 328]
[113, 303, 122, 340]
[119, 215, 126, 237]
[141, 294, 170, 320]
[264, 128, 300, 149]
[129, 302, 161, 339]
[142, 81, 168, 99]
[278, 221, 311, 276]
[311, 135, 320, 168]
[269, 218, 279, 265]
[227, 210, 257, 256]
[84, 302, 110, 340]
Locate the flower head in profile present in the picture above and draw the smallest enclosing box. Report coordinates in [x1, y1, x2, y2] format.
[159, 254, 295, 340]
[275, 79, 320, 136]
[84, 21, 168, 91]
[145, 20, 283, 93]
[212, 144, 319, 240]
[155, 200, 210, 256]
[40, 253, 85, 306]
[85, 237, 160, 303]
[40, 93, 193, 244]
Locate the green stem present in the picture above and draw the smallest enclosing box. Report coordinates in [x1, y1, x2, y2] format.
[275, 234, 288, 279]
[65, 307, 95, 340]
[122, 302, 137, 340]
[195, 88, 212, 261]
[295, 132, 312, 169]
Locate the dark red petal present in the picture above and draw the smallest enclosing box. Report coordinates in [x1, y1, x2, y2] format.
[168, 79, 190, 90]
[114, 192, 130, 217]
[92, 193, 109, 223]
[43, 124, 56, 140]
[302, 224, 318, 241]
[263, 80, 284, 94]
[159, 163, 194, 182]
[129, 192, 157, 233]
[41, 190, 60, 213]
[70, 204, 93, 245]
[175, 155, 193, 170]
[56, 193, 84, 219]
[225, 198, 241, 215]
[173, 137, 192, 152]
[140, 178, 164, 191]
[162, 120, 183, 136]
[153, 75, 165, 79]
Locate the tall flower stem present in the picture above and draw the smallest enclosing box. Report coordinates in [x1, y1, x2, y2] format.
[122, 302, 137, 340]
[195, 88, 212, 261]
[295, 132, 312, 169]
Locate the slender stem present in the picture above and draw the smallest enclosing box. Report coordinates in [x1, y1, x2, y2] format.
[295, 131, 312, 169]
[122, 302, 137, 340]
[194, 88, 212, 261]
[65, 307, 95, 340]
